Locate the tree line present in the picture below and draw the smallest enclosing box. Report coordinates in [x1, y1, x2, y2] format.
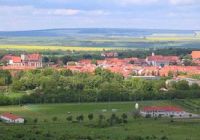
[0, 68, 200, 105]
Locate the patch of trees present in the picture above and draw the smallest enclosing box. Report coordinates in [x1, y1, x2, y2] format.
[118, 48, 195, 59]
[0, 68, 200, 105]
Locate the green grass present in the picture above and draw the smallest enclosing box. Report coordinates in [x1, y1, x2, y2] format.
[0, 100, 199, 140]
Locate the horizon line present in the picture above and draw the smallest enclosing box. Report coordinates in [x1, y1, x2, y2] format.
[0, 27, 199, 32]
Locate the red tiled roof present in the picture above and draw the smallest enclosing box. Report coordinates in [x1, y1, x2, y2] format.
[191, 51, 200, 59]
[27, 54, 41, 61]
[1, 113, 23, 120]
[11, 56, 21, 63]
[1, 66, 37, 70]
[1, 54, 12, 61]
[142, 106, 183, 112]
[147, 55, 179, 62]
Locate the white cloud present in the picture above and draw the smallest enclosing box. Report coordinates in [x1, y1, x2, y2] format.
[113, 0, 199, 6]
[0, 5, 108, 17]
[116, 0, 159, 5]
[169, 0, 197, 5]
[33, 9, 80, 16]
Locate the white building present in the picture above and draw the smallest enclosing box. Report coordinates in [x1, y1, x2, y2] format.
[140, 106, 187, 118]
[0, 113, 24, 124]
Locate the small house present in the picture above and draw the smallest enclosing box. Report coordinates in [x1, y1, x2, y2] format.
[0, 113, 24, 124]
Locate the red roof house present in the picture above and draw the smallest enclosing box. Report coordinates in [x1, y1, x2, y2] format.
[140, 106, 186, 118]
[0, 113, 24, 123]
[142, 106, 183, 112]
[191, 51, 200, 59]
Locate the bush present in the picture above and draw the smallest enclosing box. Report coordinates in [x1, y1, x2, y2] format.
[33, 118, 38, 124]
[15, 133, 25, 139]
[88, 113, 94, 121]
[52, 116, 58, 122]
[66, 115, 73, 122]
[76, 114, 84, 123]
[161, 135, 168, 140]
[145, 114, 151, 118]
[35, 130, 42, 135]
[44, 131, 52, 138]
[125, 135, 144, 140]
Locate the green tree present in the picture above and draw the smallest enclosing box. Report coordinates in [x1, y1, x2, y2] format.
[52, 116, 58, 122]
[66, 116, 73, 122]
[33, 118, 38, 124]
[176, 80, 189, 90]
[76, 114, 84, 123]
[88, 113, 94, 121]
[121, 113, 128, 123]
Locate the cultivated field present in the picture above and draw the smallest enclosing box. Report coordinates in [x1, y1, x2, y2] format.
[0, 35, 200, 51]
[0, 45, 116, 51]
[0, 100, 199, 140]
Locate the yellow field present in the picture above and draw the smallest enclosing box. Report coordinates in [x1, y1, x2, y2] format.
[89, 36, 200, 42]
[146, 36, 200, 41]
[0, 45, 116, 51]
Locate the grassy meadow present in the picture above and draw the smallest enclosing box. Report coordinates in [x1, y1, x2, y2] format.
[0, 100, 199, 140]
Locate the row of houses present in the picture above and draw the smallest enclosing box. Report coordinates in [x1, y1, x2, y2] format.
[66, 57, 200, 77]
[1, 53, 43, 69]
[1, 51, 200, 77]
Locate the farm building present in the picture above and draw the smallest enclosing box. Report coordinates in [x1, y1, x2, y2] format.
[0, 113, 24, 124]
[140, 106, 186, 118]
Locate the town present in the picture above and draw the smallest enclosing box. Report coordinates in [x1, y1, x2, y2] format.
[1, 51, 200, 79]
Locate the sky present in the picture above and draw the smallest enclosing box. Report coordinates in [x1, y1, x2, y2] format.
[0, 0, 200, 31]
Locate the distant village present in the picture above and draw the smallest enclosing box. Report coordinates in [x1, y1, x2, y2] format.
[1, 51, 200, 81]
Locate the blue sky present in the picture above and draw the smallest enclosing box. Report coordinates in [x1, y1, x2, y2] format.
[0, 0, 200, 31]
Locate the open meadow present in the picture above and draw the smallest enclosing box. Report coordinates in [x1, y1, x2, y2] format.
[0, 100, 199, 140]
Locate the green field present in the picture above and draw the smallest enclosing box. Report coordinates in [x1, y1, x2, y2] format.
[0, 100, 200, 140]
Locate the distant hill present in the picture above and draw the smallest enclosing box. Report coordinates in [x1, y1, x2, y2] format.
[0, 28, 199, 49]
[0, 28, 196, 37]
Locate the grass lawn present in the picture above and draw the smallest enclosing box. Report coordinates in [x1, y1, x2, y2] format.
[0, 100, 199, 140]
